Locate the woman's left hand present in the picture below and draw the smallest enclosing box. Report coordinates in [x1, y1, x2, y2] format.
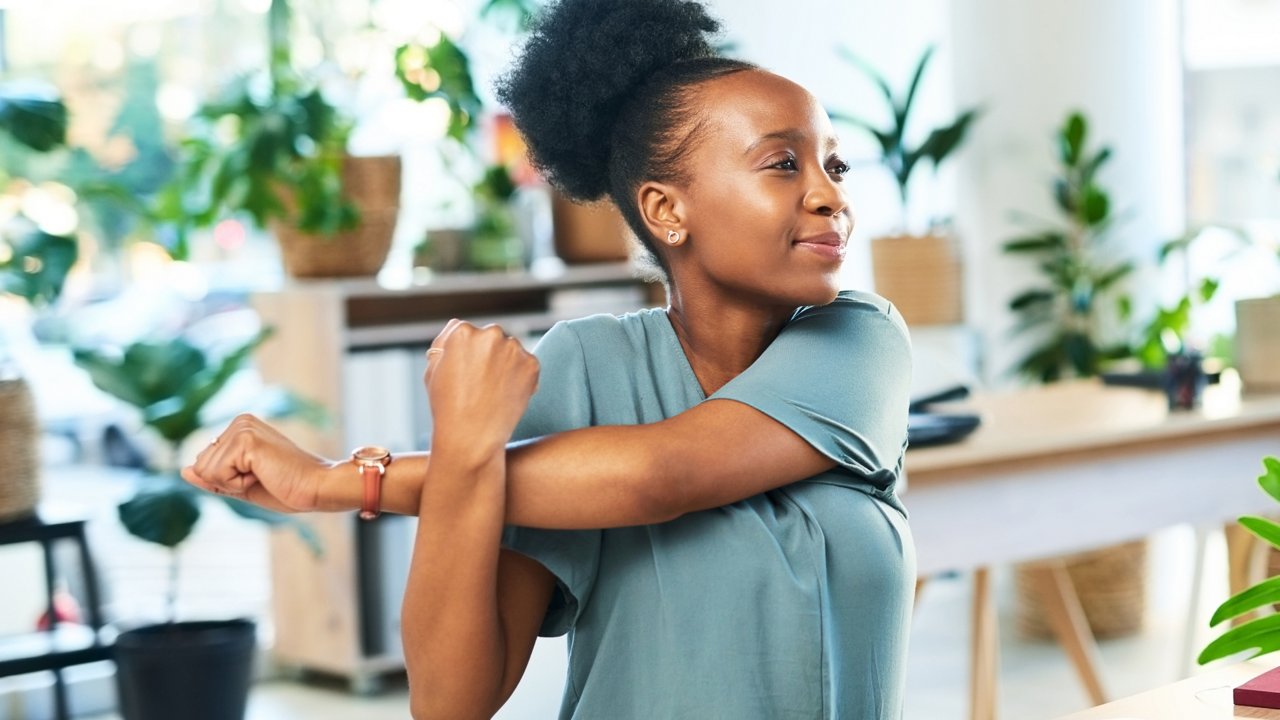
[424, 319, 540, 462]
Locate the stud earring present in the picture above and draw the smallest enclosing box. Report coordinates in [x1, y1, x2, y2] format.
[666, 230, 680, 245]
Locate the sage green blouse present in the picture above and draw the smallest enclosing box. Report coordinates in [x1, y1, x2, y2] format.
[502, 290, 915, 719]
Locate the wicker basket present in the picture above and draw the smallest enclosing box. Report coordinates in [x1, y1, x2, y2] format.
[1236, 296, 1280, 392]
[274, 155, 401, 279]
[0, 376, 40, 522]
[1015, 539, 1147, 640]
[870, 233, 963, 326]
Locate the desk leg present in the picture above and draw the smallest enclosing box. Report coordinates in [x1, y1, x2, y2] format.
[1024, 560, 1107, 706]
[1181, 526, 1211, 677]
[970, 567, 999, 720]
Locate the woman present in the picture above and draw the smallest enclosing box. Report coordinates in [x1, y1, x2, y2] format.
[184, 0, 915, 717]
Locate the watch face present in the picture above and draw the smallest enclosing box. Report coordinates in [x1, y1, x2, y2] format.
[352, 445, 391, 463]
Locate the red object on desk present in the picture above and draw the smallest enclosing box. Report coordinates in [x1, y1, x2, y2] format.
[1236, 665, 1280, 709]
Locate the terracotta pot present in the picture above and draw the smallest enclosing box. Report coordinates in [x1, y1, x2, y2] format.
[870, 233, 963, 326]
[551, 192, 630, 264]
[274, 155, 401, 279]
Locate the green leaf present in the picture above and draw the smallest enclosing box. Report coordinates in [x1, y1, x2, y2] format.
[0, 89, 68, 152]
[1009, 288, 1055, 311]
[1003, 233, 1065, 254]
[0, 230, 78, 306]
[1209, 575, 1280, 627]
[221, 498, 323, 556]
[837, 45, 898, 115]
[1081, 147, 1112, 186]
[1257, 457, 1280, 505]
[918, 108, 981, 167]
[1059, 112, 1087, 166]
[1081, 185, 1110, 225]
[1199, 612, 1280, 665]
[118, 481, 202, 548]
[898, 46, 936, 133]
[1093, 262, 1134, 291]
[829, 111, 896, 157]
[1241, 516, 1280, 551]
[1199, 277, 1220, 303]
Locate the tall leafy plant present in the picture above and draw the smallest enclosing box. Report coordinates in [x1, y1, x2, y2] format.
[153, 0, 357, 259]
[1003, 111, 1134, 383]
[74, 328, 321, 621]
[830, 45, 981, 231]
[1199, 457, 1280, 664]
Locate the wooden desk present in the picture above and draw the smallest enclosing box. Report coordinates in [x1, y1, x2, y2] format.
[1055, 660, 1280, 719]
[903, 376, 1280, 720]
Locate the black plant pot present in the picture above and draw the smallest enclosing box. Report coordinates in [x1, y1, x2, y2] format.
[113, 619, 256, 720]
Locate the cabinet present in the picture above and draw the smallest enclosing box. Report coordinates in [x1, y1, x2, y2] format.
[0, 509, 112, 720]
[251, 263, 655, 690]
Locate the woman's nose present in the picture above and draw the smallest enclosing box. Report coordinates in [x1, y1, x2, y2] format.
[803, 171, 851, 219]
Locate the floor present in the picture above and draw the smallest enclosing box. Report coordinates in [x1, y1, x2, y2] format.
[2, 465, 1243, 720]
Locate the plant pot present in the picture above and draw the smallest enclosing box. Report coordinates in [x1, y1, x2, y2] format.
[274, 155, 401, 278]
[114, 619, 256, 720]
[551, 192, 629, 264]
[870, 233, 963, 326]
[1235, 295, 1280, 392]
[0, 376, 40, 522]
[1014, 540, 1147, 640]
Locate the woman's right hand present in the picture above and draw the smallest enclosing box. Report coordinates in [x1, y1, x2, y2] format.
[181, 414, 336, 513]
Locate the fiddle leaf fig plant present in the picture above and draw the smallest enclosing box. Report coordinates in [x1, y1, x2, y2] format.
[1003, 110, 1134, 383]
[1199, 457, 1280, 665]
[74, 326, 322, 620]
[830, 45, 981, 230]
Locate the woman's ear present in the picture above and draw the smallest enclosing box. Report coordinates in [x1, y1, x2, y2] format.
[637, 181, 686, 246]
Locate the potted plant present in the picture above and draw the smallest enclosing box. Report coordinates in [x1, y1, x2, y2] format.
[0, 84, 75, 522]
[1198, 456, 1280, 665]
[73, 327, 320, 720]
[154, 0, 399, 278]
[1002, 110, 1135, 384]
[831, 44, 981, 326]
[1234, 233, 1280, 392]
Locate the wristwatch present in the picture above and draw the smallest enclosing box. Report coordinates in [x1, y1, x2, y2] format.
[351, 445, 393, 520]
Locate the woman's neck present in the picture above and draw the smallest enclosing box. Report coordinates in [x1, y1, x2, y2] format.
[665, 287, 794, 396]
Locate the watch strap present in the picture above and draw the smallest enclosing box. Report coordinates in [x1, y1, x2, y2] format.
[358, 462, 385, 520]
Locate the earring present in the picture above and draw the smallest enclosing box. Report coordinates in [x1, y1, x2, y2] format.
[666, 230, 681, 245]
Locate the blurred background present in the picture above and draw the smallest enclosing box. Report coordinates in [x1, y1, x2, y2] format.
[0, 0, 1277, 719]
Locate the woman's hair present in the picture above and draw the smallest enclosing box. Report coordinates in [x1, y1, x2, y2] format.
[496, 0, 756, 277]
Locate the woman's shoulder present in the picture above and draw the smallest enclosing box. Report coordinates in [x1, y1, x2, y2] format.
[793, 290, 910, 341]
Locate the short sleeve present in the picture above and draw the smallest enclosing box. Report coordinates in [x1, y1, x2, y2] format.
[709, 292, 912, 492]
[501, 322, 603, 637]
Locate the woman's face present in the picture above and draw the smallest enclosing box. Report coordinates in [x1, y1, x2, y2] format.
[668, 70, 854, 309]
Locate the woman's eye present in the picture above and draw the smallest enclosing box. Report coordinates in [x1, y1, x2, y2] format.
[771, 156, 798, 171]
[827, 160, 851, 176]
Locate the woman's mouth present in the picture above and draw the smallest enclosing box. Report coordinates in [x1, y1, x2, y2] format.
[792, 232, 847, 261]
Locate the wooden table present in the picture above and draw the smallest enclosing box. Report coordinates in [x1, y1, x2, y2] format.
[902, 375, 1280, 720]
[1055, 659, 1280, 719]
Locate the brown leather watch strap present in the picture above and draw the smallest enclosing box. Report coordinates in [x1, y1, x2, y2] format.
[358, 462, 385, 520]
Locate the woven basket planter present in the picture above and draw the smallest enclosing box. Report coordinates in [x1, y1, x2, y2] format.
[0, 376, 40, 522]
[274, 155, 400, 279]
[1015, 539, 1148, 640]
[870, 233, 963, 326]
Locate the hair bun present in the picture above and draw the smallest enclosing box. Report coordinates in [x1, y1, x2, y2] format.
[496, 0, 722, 201]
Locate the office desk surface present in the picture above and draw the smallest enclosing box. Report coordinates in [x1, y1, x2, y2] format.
[906, 376, 1280, 478]
[902, 377, 1280, 576]
[1055, 660, 1280, 719]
